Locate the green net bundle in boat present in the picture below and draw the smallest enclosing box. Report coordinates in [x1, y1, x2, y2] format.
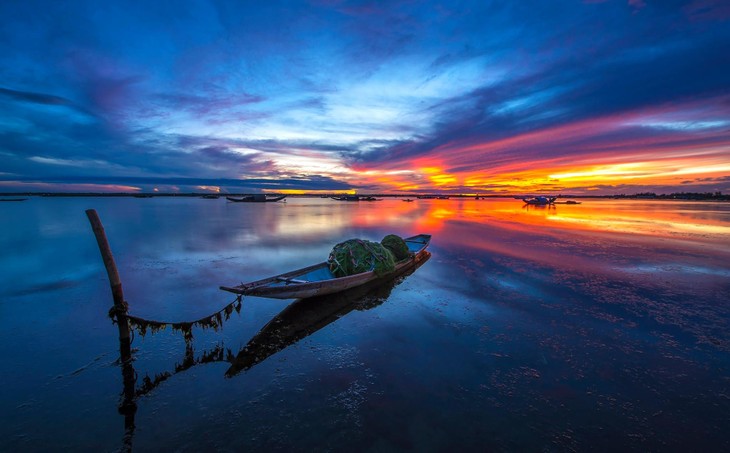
[328, 239, 396, 277]
[381, 234, 410, 260]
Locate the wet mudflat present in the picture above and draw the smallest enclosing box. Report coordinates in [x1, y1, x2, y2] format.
[1, 196, 728, 451]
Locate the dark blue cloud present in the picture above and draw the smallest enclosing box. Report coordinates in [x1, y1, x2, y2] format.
[0, 87, 82, 109]
[9, 174, 352, 192]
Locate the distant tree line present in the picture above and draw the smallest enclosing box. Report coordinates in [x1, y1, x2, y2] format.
[611, 191, 728, 200]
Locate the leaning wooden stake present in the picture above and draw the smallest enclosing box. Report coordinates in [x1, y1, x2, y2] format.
[86, 209, 137, 452]
[86, 209, 130, 343]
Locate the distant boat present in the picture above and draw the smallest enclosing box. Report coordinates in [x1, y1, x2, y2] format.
[521, 196, 556, 205]
[226, 195, 287, 203]
[221, 234, 431, 299]
[436, 196, 450, 199]
[133, 194, 154, 198]
[403, 199, 414, 202]
[331, 195, 372, 201]
[201, 194, 220, 199]
[0, 198, 27, 202]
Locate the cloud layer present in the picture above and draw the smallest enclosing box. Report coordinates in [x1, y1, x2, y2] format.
[1, 0, 728, 194]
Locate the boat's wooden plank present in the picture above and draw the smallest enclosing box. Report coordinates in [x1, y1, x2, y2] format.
[276, 277, 309, 284]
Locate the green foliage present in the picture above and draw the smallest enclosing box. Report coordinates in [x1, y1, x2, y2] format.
[328, 239, 396, 277]
[381, 234, 410, 261]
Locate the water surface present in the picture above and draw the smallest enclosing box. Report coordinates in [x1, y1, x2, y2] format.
[1, 197, 729, 451]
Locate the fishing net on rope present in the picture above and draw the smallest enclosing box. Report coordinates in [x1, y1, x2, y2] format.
[328, 238, 396, 277]
[381, 234, 410, 260]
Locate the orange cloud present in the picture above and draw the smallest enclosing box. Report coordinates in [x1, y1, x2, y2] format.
[345, 99, 730, 194]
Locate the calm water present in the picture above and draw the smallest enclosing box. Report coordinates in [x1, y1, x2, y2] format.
[1, 197, 729, 451]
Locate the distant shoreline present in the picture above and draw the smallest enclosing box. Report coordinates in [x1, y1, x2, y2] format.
[0, 192, 727, 201]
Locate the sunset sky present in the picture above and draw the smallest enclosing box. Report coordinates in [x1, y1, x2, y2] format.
[1, 0, 728, 195]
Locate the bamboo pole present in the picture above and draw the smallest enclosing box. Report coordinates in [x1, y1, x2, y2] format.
[85, 209, 137, 452]
[86, 209, 130, 342]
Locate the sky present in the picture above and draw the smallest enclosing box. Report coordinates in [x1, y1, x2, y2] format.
[0, 0, 728, 195]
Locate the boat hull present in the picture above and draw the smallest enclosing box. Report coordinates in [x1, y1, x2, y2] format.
[226, 195, 287, 202]
[221, 234, 431, 299]
[521, 196, 556, 205]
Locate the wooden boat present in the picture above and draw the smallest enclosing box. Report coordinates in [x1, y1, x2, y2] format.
[226, 195, 287, 202]
[331, 195, 361, 201]
[331, 195, 379, 201]
[220, 234, 431, 299]
[225, 251, 431, 376]
[521, 196, 556, 205]
[0, 198, 27, 202]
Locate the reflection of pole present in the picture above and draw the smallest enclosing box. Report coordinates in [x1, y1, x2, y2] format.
[85, 209, 130, 344]
[118, 312, 137, 453]
[85, 209, 137, 451]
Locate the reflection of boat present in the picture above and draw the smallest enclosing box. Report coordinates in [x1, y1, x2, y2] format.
[523, 203, 556, 211]
[226, 195, 287, 202]
[226, 251, 430, 376]
[221, 234, 431, 299]
[521, 196, 556, 205]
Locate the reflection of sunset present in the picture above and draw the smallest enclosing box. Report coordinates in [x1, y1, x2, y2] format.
[546, 213, 730, 236]
[228, 199, 729, 265]
[472, 199, 729, 241]
[268, 199, 428, 238]
[340, 198, 730, 244]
